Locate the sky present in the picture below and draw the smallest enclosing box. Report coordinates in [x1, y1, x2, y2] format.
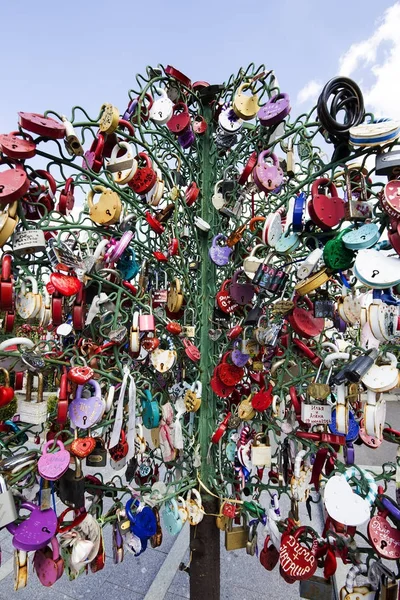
[0, 0, 399, 134]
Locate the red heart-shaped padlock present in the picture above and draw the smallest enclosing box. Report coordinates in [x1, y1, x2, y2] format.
[251, 384, 273, 412]
[0, 132, 36, 160]
[260, 536, 279, 571]
[216, 353, 244, 386]
[210, 373, 235, 398]
[288, 295, 324, 339]
[70, 436, 97, 458]
[0, 385, 14, 407]
[50, 273, 82, 297]
[68, 365, 94, 384]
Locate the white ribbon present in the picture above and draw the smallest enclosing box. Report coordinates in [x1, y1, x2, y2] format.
[126, 373, 136, 461]
[173, 399, 186, 450]
[110, 365, 129, 448]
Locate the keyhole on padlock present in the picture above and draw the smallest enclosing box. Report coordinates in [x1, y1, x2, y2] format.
[381, 540, 388, 550]
[0, 185, 4, 193]
[159, 111, 163, 118]
[106, 209, 112, 216]
[241, 296, 244, 303]
[371, 270, 380, 278]
[12, 144, 17, 149]
[360, 235, 366, 240]
[83, 415, 87, 425]
[268, 179, 272, 187]
[42, 526, 50, 534]
[160, 363, 164, 371]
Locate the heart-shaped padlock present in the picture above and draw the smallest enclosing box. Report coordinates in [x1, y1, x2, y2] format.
[38, 440, 70, 481]
[260, 536, 279, 571]
[216, 353, 244, 386]
[0, 167, 30, 208]
[231, 341, 250, 367]
[149, 87, 174, 125]
[229, 269, 255, 305]
[208, 234, 233, 266]
[68, 365, 94, 384]
[167, 102, 191, 135]
[216, 279, 240, 314]
[33, 537, 64, 587]
[279, 527, 318, 581]
[288, 295, 325, 339]
[70, 435, 97, 458]
[7, 502, 58, 551]
[308, 178, 345, 230]
[150, 338, 177, 373]
[258, 93, 291, 127]
[368, 510, 400, 560]
[253, 151, 284, 194]
[129, 153, 157, 195]
[18, 112, 66, 138]
[354, 249, 400, 288]
[0, 131, 36, 160]
[68, 379, 105, 429]
[50, 272, 82, 297]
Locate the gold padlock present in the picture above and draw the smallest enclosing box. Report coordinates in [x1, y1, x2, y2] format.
[99, 103, 120, 134]
[86, 185, 122, 225]
[238, 394, 256, 421]
[294, 267, 331, 296]
[224, 516, 249, 551]
[0, 201, 19, 247]
[233, 84, 259, 121]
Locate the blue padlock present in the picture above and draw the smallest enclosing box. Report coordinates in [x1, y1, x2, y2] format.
[125, 498, 157, 540]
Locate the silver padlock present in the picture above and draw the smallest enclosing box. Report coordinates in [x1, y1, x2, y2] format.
[0, 475, 18, 528]
[13, 228, 46, 257]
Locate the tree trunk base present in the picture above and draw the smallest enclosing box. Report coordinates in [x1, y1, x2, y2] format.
[189, 494, 220, 600]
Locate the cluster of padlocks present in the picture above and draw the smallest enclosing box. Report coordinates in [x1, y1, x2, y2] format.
[0, 64, 399, 597]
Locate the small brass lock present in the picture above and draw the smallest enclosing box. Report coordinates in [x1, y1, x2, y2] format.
[224, 516, 249, 551]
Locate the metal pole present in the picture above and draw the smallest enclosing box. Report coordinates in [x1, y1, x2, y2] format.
[189, 103, 221, 600]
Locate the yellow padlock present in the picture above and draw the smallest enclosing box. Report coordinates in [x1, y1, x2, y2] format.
[0, 201, 19, 247]
[86, 185, 122, 225]
[99, 103, 120, 134]
[294, 267, 331, 296]
[232, 83, 259, 121]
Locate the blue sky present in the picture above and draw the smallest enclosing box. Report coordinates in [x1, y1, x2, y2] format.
[0, 0, 399, 133]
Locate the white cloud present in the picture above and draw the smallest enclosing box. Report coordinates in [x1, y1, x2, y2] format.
[296, 80, 322, 105]
[297, 2, 400, 119]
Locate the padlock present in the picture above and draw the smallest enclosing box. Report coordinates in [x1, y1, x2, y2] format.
[139, 303, 155, 332]
[253, 151, 284, 194]
[225, 515, 249, 550]
[106, 141, 138, 184]
[251, 433, 271, 466]
[149, 87, 174, 125]
[308, 177, 345, 230]
[61, 115, 84, 156]
[258, 92, 291, 126]
[13, 226, 46, 257]
[86, 437, 107, 467]
[0, 474, 18, 527]
[33, 536, 64, 587]
[232, 84, 259, 120]
[55, 457, 85, 508]
[167, 102, 191, 135]
[17, 372, 48, 425]
[182, 308, 196, 339]
[86, 185, 122, 225]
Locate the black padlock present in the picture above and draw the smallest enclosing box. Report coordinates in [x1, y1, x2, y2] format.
[86, 438, 107, 468]
[55, 457, 85, 508]
[330, 348, 378, 385]
[244, 300, 262, 326]
[314, 292, 334, 318]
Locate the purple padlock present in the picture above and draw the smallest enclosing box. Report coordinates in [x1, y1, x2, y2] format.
[231, 340, 250, 367]
[7, 502, 57, 551]
[68, 379, 105, 429]
[208, 234, 233, 266]
[253, 151, 284, 194]
[257, 93, 291, 127]
[229, 269, 255, 305]
[178, 127, 195, 149]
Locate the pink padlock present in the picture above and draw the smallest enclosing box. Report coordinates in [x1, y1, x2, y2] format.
[33, 536, 64, 587]
[139, 306, 155, 332]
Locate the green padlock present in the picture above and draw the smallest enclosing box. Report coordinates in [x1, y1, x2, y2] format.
[323, 228, 355, 271]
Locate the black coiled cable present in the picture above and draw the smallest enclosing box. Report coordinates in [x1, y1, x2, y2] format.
[317, 77, 364, 142]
